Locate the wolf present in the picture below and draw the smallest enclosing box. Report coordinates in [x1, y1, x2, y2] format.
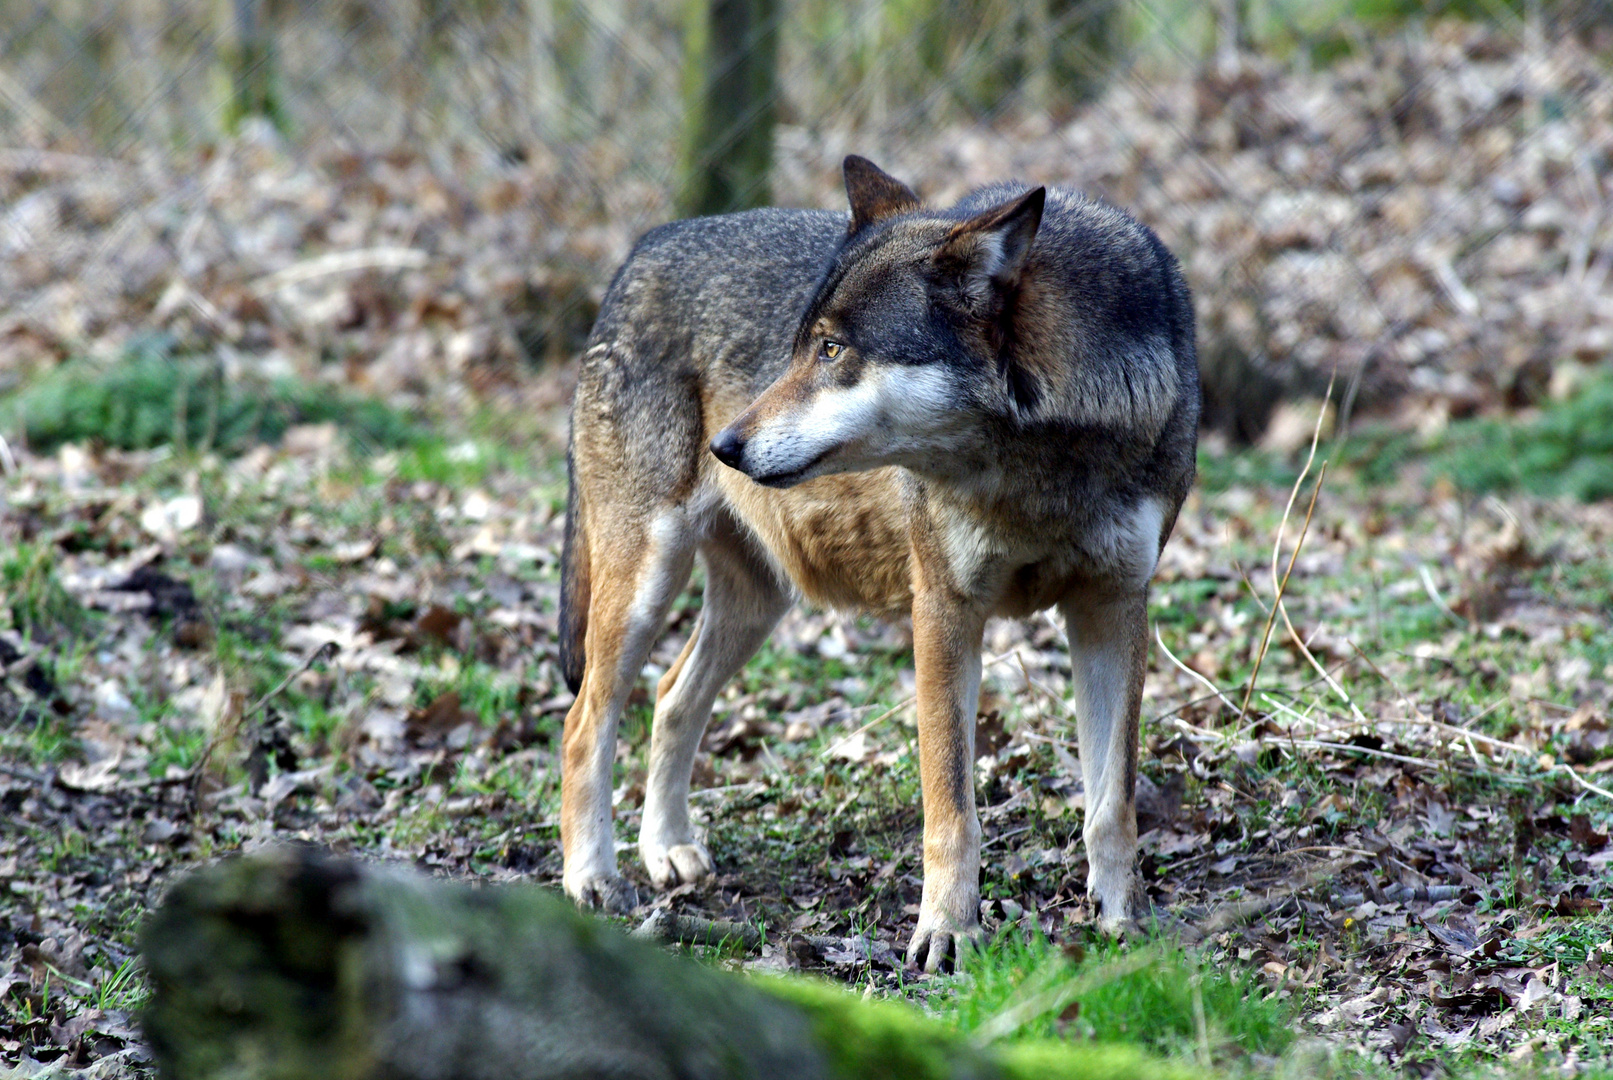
[558, 156, 1199, 971]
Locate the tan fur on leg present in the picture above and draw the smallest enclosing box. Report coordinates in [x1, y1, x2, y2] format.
[640, 530, 788, 889]
[905, 581, 987, 972]
[560, 509, 695, 911]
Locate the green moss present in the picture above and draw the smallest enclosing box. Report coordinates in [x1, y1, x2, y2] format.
[762, 976, 1194, 1080]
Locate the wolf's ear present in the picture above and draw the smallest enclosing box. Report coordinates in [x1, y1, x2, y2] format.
[939, 187, 1046, 303]
[844, 156, 920, 233]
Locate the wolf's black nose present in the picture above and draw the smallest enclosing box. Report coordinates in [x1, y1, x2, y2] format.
[709, 429, 745, 469]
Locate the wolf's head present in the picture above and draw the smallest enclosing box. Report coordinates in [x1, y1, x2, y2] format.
[710, 156, 1046, 488]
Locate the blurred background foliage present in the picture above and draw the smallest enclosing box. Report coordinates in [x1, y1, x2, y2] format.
[2, 0, 1612, 484]
[8, 0, 1600, 174]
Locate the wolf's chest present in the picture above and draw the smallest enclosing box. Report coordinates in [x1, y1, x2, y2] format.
[716, 467, 916, 614]
[938, 495, 1167, 616]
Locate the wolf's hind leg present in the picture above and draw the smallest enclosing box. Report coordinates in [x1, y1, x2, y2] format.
[561, 508, 695, 911]
[640, 527, 788, 890]
[1060, 587, 1149, 931]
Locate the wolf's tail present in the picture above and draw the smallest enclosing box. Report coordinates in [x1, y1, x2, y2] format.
[558, 446, 589, 694]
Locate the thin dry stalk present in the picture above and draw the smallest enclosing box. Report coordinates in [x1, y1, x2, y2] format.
[1274, 570, 1367, 724]
[1236, 461, 1326, 726]
[1278, 736, 1451, 772]
[1155, 624, 1240, 714]
[185, 641, 341, 804]
[817, 698, 911, 759]
[1262, 664, 1613, 802]
[1418, 565, 1464, 625]
[1265, 378, 1366, 725]
[1231, 555, 1272, 616]
[1269, 374, 1335, 591]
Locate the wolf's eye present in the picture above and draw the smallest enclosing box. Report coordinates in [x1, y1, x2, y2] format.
[820, 340, 843, 362]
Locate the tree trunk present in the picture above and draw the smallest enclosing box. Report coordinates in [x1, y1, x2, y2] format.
[677, 0, 780, 217]
[1043, 0, 1122, 108]
[222, 0, 281, 133]
[141, 846, 1195, 1080]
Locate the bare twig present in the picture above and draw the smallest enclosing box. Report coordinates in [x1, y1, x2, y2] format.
[255, 247, 428, 293]
[1279, 846, 1377, 859]
[185, 641, 341, 799]
[1236, 460, 1326, 726]
[1155, 624, 1240, 715]
[244, 641, 342, 727]
[632, 909, 763, 952]
[1199, 859, 1349, 933]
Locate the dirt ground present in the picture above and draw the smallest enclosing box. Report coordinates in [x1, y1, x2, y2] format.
[1, 409, 1609, 1076]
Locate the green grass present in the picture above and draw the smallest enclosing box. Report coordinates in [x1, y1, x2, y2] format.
[1200, 373, 1613, 501]
[1, 540, 90, 642]
[4, 344, 424, 455]
[93, 954, 147, 1013]
[1437, 375, 1613, 501]
[6, 354, 1610, 1078]
[934, 929, 1293, 1062]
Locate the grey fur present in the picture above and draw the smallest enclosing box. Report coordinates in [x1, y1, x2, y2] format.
[559, 160, 1199, 964]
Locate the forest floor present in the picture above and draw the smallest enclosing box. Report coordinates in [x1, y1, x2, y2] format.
[1, 365, 1611, 1078]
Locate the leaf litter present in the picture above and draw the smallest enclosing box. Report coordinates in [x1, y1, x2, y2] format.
[1, 408, 1609, 1076]
[2, 17, 1612, 1078]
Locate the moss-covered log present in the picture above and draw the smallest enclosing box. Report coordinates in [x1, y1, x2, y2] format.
[141, 846, 1195, 1080]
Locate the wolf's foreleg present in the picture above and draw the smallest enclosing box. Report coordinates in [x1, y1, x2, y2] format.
[560, 510, 694, 911]
[640, 537, 788, 890]
[906, 587, 987, 973]
[1060, 588, 1148, 930]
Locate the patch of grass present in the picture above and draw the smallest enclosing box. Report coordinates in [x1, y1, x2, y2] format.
[142, 693, 207, 777]
[93, 954, 147, 1013]
[1195, 446, 1301, 494]
[1434, 375, 1613, 501]
[935, 929, 1293, 1062]
[4, 344, 424, 455]
[1, 540, 89, 641]
[10, 707, 80, 765]
[416, 657, 528, 724]
[1203, 374, 1613, 502]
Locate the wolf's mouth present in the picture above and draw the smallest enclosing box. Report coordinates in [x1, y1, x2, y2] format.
[750, 446, 831, 488]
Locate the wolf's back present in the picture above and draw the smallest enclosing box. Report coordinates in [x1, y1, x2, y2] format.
[558, 208, 847, 693]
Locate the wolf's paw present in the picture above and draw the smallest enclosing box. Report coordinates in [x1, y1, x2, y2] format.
[567, 873, 640, 914]
[1092, 904, 1144, 936]
[1088, 872, 1146, 934]
[905, 912, 982, 974]
[642, 842, 715, 890]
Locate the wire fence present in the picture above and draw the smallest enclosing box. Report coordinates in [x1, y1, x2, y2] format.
[0, 0, 1141, 204]
[2, 1, 1611, 438]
